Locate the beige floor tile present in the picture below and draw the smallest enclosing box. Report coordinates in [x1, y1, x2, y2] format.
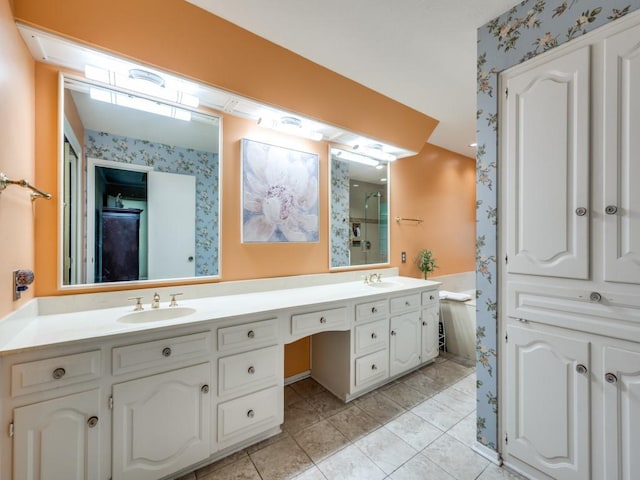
[384, 411, 444, 450]
[250, 435, 313, 480]
[380, 380, 429, 408]
[400, 370, 447, 397]
[389, 453, 456, 480]
[431, 385, 476, 416]
[447, 411, 477, 448]
[354, 427, 417, 474]
[175, 472, 196, 480]
[195, 449, 249, 477]
[354, 391, 405, 423]
[422, 433, 489, 480]
[290, 378, 326, 399]
[411, 396, 469, 431]
[450, 373, 477, 398]
[422, 360, 474, 386]
[477, 463, 529, 480]
[292, 465, 328, 479]
[293, 419, 350, 462]
[285, 385, 305, 406]
[197, 455, 260, 480]
[245, 430, 291, 454]
[284, 400, 324, 434]
[308, 391, 348, 418]
[316, 444, 386, 480]
[326, 405, 381, 441]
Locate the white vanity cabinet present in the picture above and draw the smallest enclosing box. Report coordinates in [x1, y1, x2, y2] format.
[421, 291, 440, 363]
[389, 293, 421, 376]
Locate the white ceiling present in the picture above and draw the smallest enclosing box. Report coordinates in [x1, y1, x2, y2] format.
[187, 0, 520, 157]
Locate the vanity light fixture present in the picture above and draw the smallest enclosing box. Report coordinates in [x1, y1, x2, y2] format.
[128, 68, 165, 87]
[89, 87, 192, 121]
[330, 148, 380, 167]
[353, 143, 397, 162]
[257, 115, 323, 141]
[469, 142, 478, 147]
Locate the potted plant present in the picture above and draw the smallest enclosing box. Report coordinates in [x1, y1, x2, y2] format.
[418, 249, 438, 279]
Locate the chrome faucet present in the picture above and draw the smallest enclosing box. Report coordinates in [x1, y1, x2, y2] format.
[151, 292, 160, 309]
[364, 273, 381, 284]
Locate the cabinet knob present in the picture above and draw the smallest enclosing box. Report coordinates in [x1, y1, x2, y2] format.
[371, 307, 378, 314]
[605, 372, 618, 384]
[576, 364, 588, 375]
[422, 321, 427, 326]
[201, 384, 210, 394]
[390, 330, 397, 336]
[605, 205, 618, 215]
[371, 332, 377, 339]
[589, 292, 602, 302]
[247, 409, 255, 418]
[405, 301, 411, 307]
[52, 367, 66, 380]
[429, 295, 434, 300]
[248, 366, 256, 375]
[162, 347, 172, 357]
[575, 207, 588, 216]
[371, 364, 378, 371]
[87, 416, 99, 428]
[320, 316, 327, 324]
[247, 330, 255, 339]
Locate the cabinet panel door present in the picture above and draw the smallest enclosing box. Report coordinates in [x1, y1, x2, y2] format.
[112, 363, 210, 480]
[603, 346, 640, 480]
[503, 46, 590, 279]
[506, 325, 590, 480]
[421, 306, 439, 362]
[13, 389, 102, 480]
[389, 312, 420, 377]
[603, 23, 640, 285]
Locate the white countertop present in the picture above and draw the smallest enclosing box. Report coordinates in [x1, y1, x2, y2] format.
[0, 275, 439, 355]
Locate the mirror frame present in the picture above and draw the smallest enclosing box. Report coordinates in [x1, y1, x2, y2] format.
[328, 145, 391, 270]
[58, 73, 223, 289]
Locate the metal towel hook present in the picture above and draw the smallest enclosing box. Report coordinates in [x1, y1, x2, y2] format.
[0, 172, 52, 201]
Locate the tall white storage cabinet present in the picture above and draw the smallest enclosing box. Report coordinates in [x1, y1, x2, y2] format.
[500, 14, 640, 480]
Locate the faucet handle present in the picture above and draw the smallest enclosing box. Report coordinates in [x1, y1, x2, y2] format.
[128, 296, 144, 311]
[169, 293, 183, 307]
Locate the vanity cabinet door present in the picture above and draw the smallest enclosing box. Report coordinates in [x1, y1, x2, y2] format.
[13, 388, 103, 480]
[389, 312, 421, 377]
[112, 363, 211, 480]
[420, 306, 439, 363]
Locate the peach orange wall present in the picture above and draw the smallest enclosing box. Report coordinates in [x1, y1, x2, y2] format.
[391, 143, 476, 279]
[12, 0, 437, 153]
[0, 0, 35, 317]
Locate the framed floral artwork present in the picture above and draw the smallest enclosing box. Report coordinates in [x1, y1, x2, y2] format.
[241, 139, 319, 243]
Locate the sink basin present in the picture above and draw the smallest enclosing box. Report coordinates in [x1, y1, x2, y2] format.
[118, 307, 196, 324]
[366, 281, 403, 289]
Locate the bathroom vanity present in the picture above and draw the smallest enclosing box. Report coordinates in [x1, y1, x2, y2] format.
[0, 274, 439, 480]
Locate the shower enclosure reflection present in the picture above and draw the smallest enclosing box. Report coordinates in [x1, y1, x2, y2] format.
[329, 149, 389, 268]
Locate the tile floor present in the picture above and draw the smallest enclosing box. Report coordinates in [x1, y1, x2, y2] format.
[178, 355, 524, 480]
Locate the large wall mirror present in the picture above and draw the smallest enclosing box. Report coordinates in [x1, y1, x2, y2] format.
[330, 148, 390, 268]
[61, 75, 221, 286]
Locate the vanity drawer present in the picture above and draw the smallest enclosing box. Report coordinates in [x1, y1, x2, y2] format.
[218, 345, 281, 398]
[291, 306, 348, 336]
[112, 331, 211, 375]
[390, 293, 421, 314]
[354, 319, 388, 356]
[355, 300, 388, 322]
[422, 290, 439, 307]
[354, 349, 388, 388]
[11, 350, 102, 397]
[217, 385, 282, 448]
[218, 318, 278, 352]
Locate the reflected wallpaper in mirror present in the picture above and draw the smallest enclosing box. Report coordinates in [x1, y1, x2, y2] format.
[61, 77, 220, 286]
[330, 150, 389, 268]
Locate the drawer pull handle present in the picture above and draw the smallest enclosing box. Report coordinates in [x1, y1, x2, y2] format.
[429, 295, 434, 300]
[576, 364, 588, 375]
[247, 330, 255, 339]
[162, 347, 172, 357]
[405, 301, 411, 307]
[390, 330, 397, 336]
[87, 416, 99, 428]
[52, 368, 66, 380]
[422, 321, 427, 326]
[371, 364, 378, 371]
[371, 307, 377, 314]
[371, 332, 377, 339]
[201, 384, 209, 394]
[575, 207, 587, 216]
[605, 205, 618, 215]
[320, 316, 327, 324]
[589, 292, 602, 303]
[247, 409, 255, 418]
[605, 373, 618, 384]
[248, 366, 256, 375]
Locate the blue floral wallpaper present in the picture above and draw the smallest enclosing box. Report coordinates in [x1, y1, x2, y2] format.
[86, 130, 220, 276]
[476, 0, 639, 451]
[330, 158, 351, 267]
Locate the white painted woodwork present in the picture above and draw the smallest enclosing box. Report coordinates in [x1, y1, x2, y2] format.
[390, 293, 421, 314]
[112, 362, 210, 480]
[355, 299, 388, 322]
[354, 319, 388, 356]
[147, 170, 196, 280]
[13, 389, 102, 480]
[421, 290, 438, 306]
[503, 46, 590, 279]
[603, 22, 640, 285]
[218, 345, 280, 398]
[389, 312, 421, 377]
[217, 318, 278, 352]
[354, 349, 389, 387]
[290, 306, 348, 337]
[603, 345, 640, 480]
[506, 325, 590, 480]
[421, 306, 439, 362]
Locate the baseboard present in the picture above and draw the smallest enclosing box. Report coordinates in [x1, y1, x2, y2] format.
[472, 442, 502, 465]
[284, 370, 311, 385]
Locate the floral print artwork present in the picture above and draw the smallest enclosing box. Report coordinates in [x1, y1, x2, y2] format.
[330, 158, 351, 267]
[476, 0, 638, 452]
[242, 139, 319, 243]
